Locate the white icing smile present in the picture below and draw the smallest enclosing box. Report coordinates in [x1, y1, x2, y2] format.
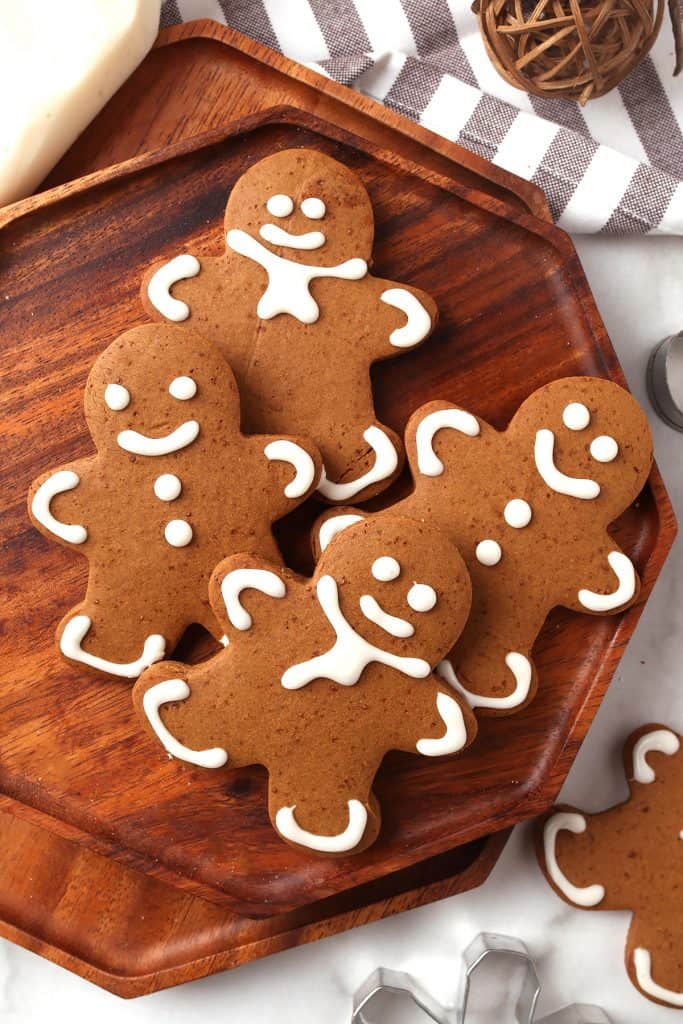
[117, 420, 199, 456]
[142, 678, 228, 768]
[259, 223, 326, 250]
[534, 429, 601, 499]
[359, 594, 414, 638]
[281, 574, 431, 689]
[438, 653, 532, 711]
[227, 228, 366, 324]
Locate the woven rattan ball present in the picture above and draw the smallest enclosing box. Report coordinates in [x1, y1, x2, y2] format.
[476, 0, 666, 104]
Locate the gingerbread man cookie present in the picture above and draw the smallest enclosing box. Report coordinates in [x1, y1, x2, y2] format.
[537, 725, 683, 1009]
[315, 377, 652, 713]
[28, 324, 322, 679]
[141, 148, 438, 504]
[132, 516, 477, 855]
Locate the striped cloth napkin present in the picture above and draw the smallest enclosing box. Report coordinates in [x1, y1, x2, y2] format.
[161, 0, 683, 235]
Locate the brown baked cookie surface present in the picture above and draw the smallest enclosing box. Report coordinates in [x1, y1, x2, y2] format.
[132, 516, 477, 856]
[140, 148, 438, 504]
[28, 324, 322, 680]
[315, 377, 652, 714]
[536, 725, 683, 1009]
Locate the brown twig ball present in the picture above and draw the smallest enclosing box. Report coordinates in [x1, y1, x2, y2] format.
[475, 0, 670, 105]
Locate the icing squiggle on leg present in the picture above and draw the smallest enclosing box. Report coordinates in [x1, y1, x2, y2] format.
[275, 799, 367, 853]
[60, 614, 165, 678]
[437, 653, 532, 711]
[142, 678, 228, 768]
[542, 812, 606, 907]
[633, 948, 683, 1007]
[317, 426, 398, 502]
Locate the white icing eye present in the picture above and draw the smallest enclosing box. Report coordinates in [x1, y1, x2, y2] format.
[590, 435, 619, 463]
[407, 582, 437, 613]
[154, 474, 182, 501]
[504, 499, 532, 529]
[301, 197, 326, 219]
[372, 556, 400, 582]
[562, 402, 591, 431]
[475, 539, 502, 566]
[164, 519, 193, 547]
[105, 383, 130, 411]
[266, 194, 294, 217]
[169, 376, 197, 400]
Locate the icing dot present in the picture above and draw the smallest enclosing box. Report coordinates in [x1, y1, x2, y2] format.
[266, 194, 293, 217]
[407, 582, 437, 612]
[372, 556, 400, 582]
[105, 383, 130, 411]
[169, 376, 197, 400]
[154, 474, 182, 501]
[164, 519, 193, 547]
[562, 402, 591, 431]
[475, 539, 502, 566]
[590, 435, 619, 463]
[301, 197, 326, 219]
[504, 499, 532, 529]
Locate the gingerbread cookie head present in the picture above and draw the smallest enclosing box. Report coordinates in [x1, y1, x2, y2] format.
[84, 323, 239, 454]
[134, 515, 476, 856]
[509, 376, 652, 521]
[224, 148, 374, 269]
[537, 725, 683, 1008]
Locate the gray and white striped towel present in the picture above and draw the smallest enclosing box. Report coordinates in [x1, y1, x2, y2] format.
[161, 0, 683, 234]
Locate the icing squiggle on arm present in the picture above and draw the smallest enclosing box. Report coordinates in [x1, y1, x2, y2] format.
[275, 799, 367, 853]
[317, 426, 398, 501]
[578, 551, 636, 612]
[31, 470, 87, 544]
[381, 288, 432, 348]
[416, 693, 468, 756]
[281, 575, 430, 689]
[542, 812, 606, 907]
[147, 255, 200, 322]
[633, 948, 683, 1007]
[221, 568, 286, 631]
[437, 653, 531, 711]
[415, 409, 480, 477]
[60, 615, 165, 678]
[534, 429, 601, 499]
[264, 440, 316, 498]
[318, 514, 364, 552]
[142, 678, 228, 768]
[631, 728, 680, 783]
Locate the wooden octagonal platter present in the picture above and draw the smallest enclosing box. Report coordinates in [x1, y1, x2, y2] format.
[0, 21, 675, 995]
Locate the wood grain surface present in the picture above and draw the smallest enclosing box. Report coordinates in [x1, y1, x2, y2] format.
[0, 20, 674, 995]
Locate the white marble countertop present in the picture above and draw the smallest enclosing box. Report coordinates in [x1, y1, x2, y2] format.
[1, 234, 681, 1022]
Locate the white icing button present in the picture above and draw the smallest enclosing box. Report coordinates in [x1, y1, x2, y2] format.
[104, 383, 130, 411]
[407, 582, 437, 613]
[169, 375, 197, 400]
[301, 197, 326, 219]
[475, 539, 502, 566]
[562, 402, 591, 430]
[266, 193, 293, 217]
[504, 499, 532, 529]
[590, 435, 619, 463]
[154, 474, 182, 502]
[372, 556, 400, 582]
[164, 519, 193, 547]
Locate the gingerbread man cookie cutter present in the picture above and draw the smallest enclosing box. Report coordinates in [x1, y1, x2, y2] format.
[351, 932, 610, 1023]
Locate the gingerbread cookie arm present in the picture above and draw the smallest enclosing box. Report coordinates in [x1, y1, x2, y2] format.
[254, 434, 322, 520]
[537, 804, 610, 910]
[561, 540, 640, 616]
[28, 459, 92, 551]
[404, 399, 482, 479]
[367, 277, 438, 359]
[141, 254, 202, 324]
[208, 553, 294, 641]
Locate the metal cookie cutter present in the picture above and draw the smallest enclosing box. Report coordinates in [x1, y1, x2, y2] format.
[647, 331, 683, 431]
[351, 932, 610, 1024]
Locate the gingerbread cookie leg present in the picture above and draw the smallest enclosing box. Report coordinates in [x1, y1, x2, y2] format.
[437, 645, 535, 714]
[316, 423, 401, 504]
